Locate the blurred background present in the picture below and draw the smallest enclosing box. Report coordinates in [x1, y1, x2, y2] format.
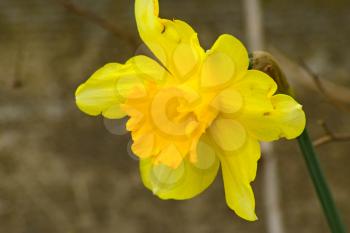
[1, 0, 350, 232]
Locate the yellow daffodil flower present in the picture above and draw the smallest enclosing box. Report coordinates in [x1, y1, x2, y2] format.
[75, 0, 306, 221]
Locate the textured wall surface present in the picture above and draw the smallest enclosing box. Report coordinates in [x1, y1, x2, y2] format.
[0, 0, 349, 232]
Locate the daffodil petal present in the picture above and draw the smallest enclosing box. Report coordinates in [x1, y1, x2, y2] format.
[215, 136, 260, 221]
[211, 34, 249, 74]
[242, 94, 306, 141]
[135, 0, 204, 79]
[200, 50, 236, 89]
[75, 63, 123, 118]
[154, 143, 184, 168]
[75, 55, 169, 119]
[209, 118, 247, 152]
[208, 116, 259, 220]
[200, 34, 249, 90]
[132, 133, 155, 159]
[235, 69, 277, 112]
[139, 136, 220, 200]
[211, 87, 243, 114]
[235, 70, 305, 141]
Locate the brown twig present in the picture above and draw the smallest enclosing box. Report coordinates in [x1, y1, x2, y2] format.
[299, 60, 350, 112]
[313, 120, 350, 147]
[55, 0, 138, 49]
[12, 42, 24, 89]
[269, 47, 350, 104]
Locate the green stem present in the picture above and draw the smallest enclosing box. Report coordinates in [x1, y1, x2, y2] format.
[250, 52, 347, 233]
[298, 129, 346, 233]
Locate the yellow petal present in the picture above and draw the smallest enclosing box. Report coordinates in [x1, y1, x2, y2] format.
[131, 133, 155, 158]
[242, 94, 306, 141]
[75, 55, 169, 119]
[235, 70, 305, 141]
[235, 69, 277, 112]
[139, 136, 220, 200]
[102, 105, 126, 119]
[200, 51, 236, 89]
[129, 55, 169, 83]
[214, 136, 260, 221]
[201, 34, 249, 89]
[150, 87, 199, 137]
[154, 143, 184, 168]
[211, 87, 243, 114]
[135, 0, 204, 79]
[75, 63, 124, 118]
[125, 106, 144, 131]
[209, 118, 247, 152]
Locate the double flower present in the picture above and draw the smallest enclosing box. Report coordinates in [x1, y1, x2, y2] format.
[75, 0, 305, 221]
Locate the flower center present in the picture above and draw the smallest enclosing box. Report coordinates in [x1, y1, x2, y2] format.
[150, 86, 202, 139]
[123, 80, 220, 168]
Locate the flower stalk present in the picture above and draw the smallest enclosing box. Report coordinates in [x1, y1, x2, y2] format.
[298, 129, 346, 233]
[250, 51, 347, 233]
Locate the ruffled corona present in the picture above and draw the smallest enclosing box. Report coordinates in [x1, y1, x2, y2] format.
[75, 0, 306, 221]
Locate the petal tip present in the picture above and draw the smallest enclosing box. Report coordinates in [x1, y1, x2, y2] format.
[233, 206, 258, 221]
